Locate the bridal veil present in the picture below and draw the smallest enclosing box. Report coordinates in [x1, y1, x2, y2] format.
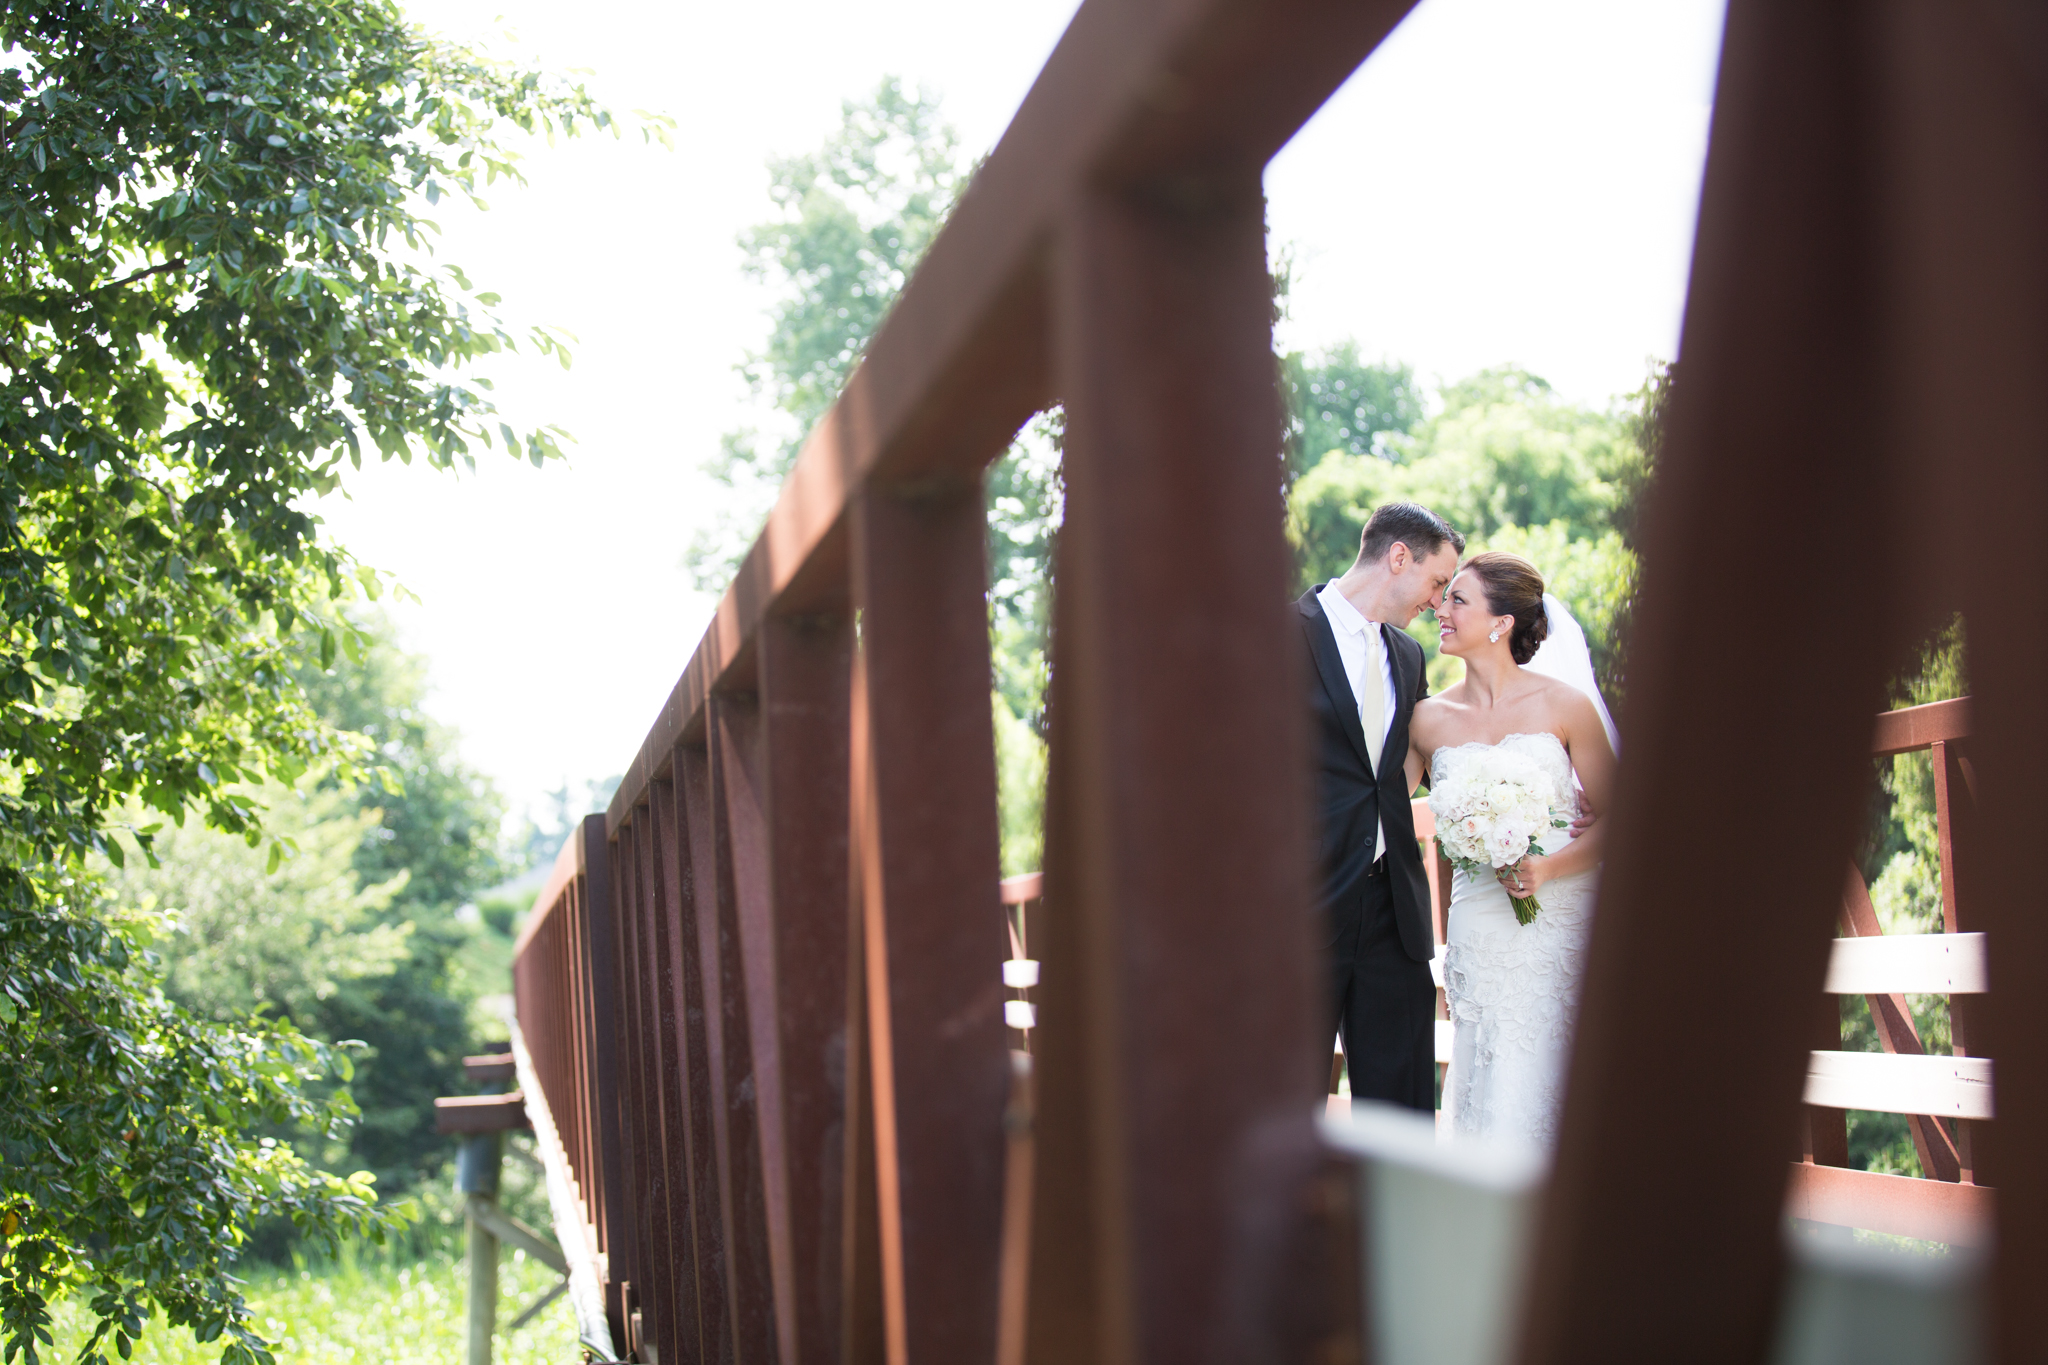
[1523, 592, 1620, 753]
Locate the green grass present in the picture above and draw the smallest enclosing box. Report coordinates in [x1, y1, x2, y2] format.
[47, 1247, 580, 1364]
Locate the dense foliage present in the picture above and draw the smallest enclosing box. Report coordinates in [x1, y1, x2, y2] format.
[108, 615, 512, 1224]
[1288, 364, 1661, 697]
[1279, 342, 1423, 483]
[288, 617, 509, 1196]
[687, 78, 965, 585]
[0, 0, 640, 1357]
[693, 79, 1060, 872]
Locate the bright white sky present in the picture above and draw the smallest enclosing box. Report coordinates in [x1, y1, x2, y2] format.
[319, 0, 1727, 827]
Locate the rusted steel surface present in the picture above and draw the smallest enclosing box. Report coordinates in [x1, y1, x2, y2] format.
[1785, 1161, 1993, 1247]
[752, 615, 856, 1365]
[1000, 873, 1043, 906]
[623, 810, 685, 1365]
[1524, 5, 1891, 1362]
[507, 823, 623, 1357]
[1870, 697, 1969, 756]
[503, 0, 2044, 1358]
[463, 1054, 516, 1085]
[432, 1093, 530, 1135]
[1027, 166, 1319, 1364]
[609, 820, 648, 1345]
[707, 695, 779, 1362]
[851, 479, 1011, 1364]
[576, 817, 631, 1347]
[1518, 4, 2044, 1364]
[645, 774, 707, 1364]
[674, 747, 735, 1364]
[1850, 13, 2043, 1357]
[840, 664, 888, 1365]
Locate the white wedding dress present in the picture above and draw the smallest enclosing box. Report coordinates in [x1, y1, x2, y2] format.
[1434, 731, 1599, 1151]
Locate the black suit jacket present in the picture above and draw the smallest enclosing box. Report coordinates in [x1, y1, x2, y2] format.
[1298, 588, 1435, 964]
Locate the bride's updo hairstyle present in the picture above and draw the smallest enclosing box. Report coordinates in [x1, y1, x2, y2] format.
[1461, 552, 1549, 665]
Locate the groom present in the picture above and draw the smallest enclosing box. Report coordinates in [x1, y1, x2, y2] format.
[1299, 501, 1464, 1111]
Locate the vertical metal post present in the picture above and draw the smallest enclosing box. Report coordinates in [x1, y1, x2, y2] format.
[841, 671, 887, 1365]
[460, 1133, 505, 1365]
[1879, 6, 2048, 1355]
[1029, 161, 1321, 1364]
[647, 772, 707, 1364]
[675, 745, 736, 1364]
[579, 816, 631, 1352]
[1514, 3, 1994, 1361]
[849, 474, 1011, 1365]
[622, 810, 680, 1362]
[707, 693, 779, 1363]
[744, 611, 855, 1365]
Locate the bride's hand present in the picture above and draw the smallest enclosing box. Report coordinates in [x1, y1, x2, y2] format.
[1497, 857, 1549, 898]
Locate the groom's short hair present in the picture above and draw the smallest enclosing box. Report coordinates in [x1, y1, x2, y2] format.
[1360, 502, 1464, 564]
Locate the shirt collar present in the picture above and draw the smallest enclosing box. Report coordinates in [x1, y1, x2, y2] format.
[1320, 581, 1380, 635]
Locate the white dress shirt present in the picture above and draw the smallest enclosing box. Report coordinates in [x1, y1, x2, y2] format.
[1318, 581, 1397, 863]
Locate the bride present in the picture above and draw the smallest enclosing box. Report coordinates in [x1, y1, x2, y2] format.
[1402, 552, 1619, 1149]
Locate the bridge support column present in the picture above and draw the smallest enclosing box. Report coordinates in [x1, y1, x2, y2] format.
[460, 1132, 504, 1365]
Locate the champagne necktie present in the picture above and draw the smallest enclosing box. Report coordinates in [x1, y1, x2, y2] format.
[1359, 626, 1385, 863]
[1359, 627, 1385, 773]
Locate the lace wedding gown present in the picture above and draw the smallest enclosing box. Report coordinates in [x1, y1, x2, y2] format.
[1434, 732, 1599, 1151]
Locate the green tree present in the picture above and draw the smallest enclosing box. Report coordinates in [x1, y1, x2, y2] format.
[1596, 360, 1672, 712]
[288, 614, 508, 1197]
[111, 788, 414, 1029]
[687, 78, 965, 585]
[1289, 363, 1660, 695]
[294, 613, 506, 913]
[1289, 365, 1634, 587]
[692, 79, 1060, 868]
[1280, 343, 1423, 481]
[738, 79, 964, 458]
[0, 0, 643, 1357]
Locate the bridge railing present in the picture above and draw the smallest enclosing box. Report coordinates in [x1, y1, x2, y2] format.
[1385, 697, 1995, 1248]
[504, 0, 2046, 1358]
[1789, 696, 1994, 1245]
[513, 692, 2008, 1359]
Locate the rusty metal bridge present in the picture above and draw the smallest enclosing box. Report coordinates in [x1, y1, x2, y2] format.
[490, 0, 2045, 1360]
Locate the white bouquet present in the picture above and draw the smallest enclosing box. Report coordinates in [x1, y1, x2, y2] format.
[1427, 748, 1571, 925]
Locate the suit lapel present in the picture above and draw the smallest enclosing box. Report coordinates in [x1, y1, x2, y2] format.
[1378, 624, 1419, 784]
[1299, 594, 1375, 771]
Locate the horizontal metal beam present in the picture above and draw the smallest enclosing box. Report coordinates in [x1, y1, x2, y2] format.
[999, 872, 1043, 905]
[435, 1092, 531, 1135]
[603, 0, 1420, 837]
[1871, 697, 1970, 756]
[1784, 1161, 1993, 1246]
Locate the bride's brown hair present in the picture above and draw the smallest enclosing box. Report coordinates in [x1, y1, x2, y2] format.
[1461, 552, 1549, 664]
